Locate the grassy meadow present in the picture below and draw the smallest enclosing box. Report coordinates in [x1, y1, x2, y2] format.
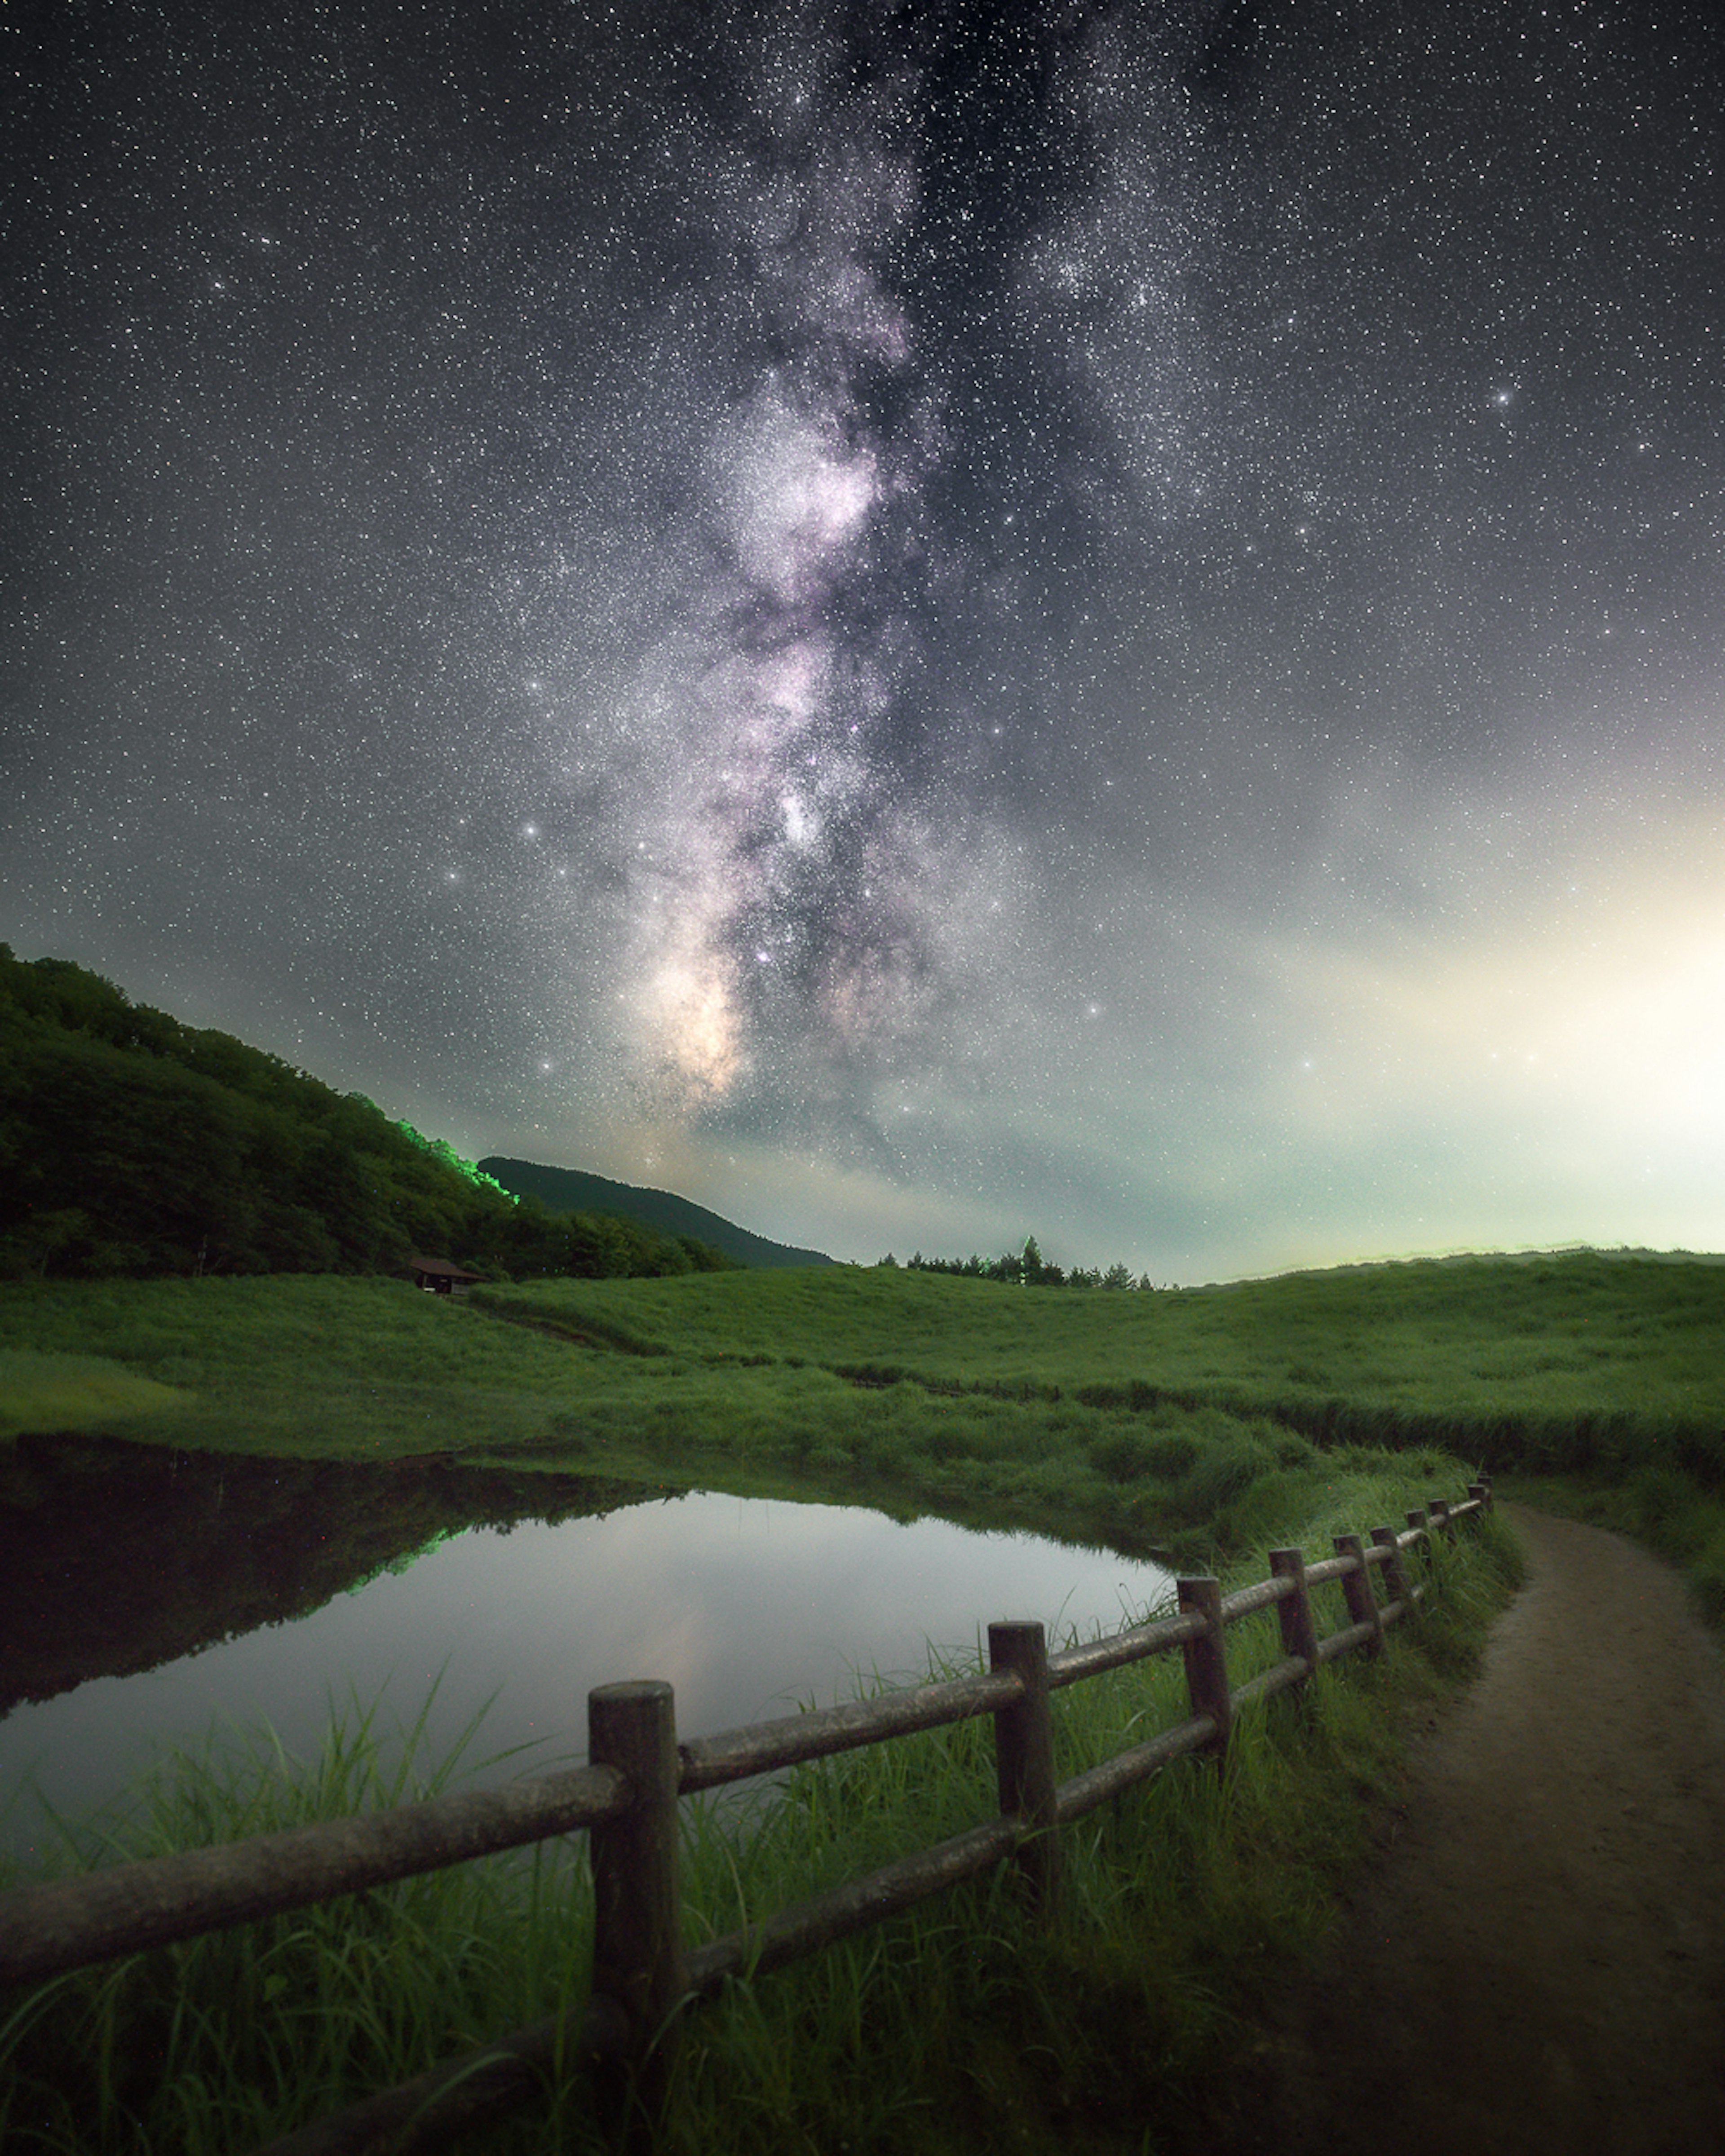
[0, 1259, 1515, 1565]
[4, 1246, 1720, 1568]
[480, 1248, 1725, 1449]
[3, 1246, 1720, 2150]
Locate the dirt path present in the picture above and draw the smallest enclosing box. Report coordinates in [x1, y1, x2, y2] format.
[1242, 1504, 1725, 2156]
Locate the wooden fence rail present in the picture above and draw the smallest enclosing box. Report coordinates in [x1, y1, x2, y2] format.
[0, 1481, 1494, 2154]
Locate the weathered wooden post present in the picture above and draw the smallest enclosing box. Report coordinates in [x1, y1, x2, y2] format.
[989, 1620, 1060, 1918]
[1177, 1577, 1231, 1768]
[1371, 1525, 1415, 1622]
[1468, 1478, 1492, 1514]
[1429, 1497, 1455, 1541]
[1333, 1534, 1384, 1656]
[1269, 1547, 1320, 1687]
[588, 1681, 687, 2137]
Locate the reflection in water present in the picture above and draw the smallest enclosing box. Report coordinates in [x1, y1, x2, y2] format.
[0, 1432, 658, 1713]
[0, 1436, 1173, 1867]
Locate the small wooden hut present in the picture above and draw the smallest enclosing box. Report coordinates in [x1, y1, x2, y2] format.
[409, 1254, 483, 1295]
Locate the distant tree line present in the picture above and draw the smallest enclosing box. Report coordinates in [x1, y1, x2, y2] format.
[877, 1236, 1166, 1291]
[0, 947, 735, 1283]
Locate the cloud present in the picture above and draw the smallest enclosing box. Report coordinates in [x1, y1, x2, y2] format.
[1255, 769, 1725, 1249]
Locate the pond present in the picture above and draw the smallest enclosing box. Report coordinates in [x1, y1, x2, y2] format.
[0, 1436, 1174, 1866]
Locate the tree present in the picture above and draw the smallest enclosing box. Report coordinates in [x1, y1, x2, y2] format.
[0, 950, 731, 1284]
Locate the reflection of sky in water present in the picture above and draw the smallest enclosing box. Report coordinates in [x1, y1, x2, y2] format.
[1, 1493, 1172, 1864]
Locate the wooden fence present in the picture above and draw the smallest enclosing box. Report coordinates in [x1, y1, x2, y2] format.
[0, 1481, 1493, 2152]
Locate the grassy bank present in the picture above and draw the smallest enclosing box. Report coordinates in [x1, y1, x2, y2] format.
[478, 1249, 1725, 1462]
[0, 1272, 1479, 1566]
[7, 1247, 1716, 2143]
[0, 1506, 1522, 2156]
[10, 1249, 1719, 1567]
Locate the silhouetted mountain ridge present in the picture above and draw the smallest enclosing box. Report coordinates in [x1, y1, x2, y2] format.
[478, 1158, 835, 1269]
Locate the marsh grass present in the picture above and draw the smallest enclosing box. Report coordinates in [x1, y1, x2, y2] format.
[0, 1274, 1485, 1568]
[1, 1680, 594, 2154]
[7, 1255, 1718, 1541]
[482, 1250, 1725, 1467]
[0, 1350, 186, 1440]
[12, 1253, 1725, 1494]
[0, 1515, 1522, 2155]
[0, 1276, 597, 1459]
[0, 1249, 1702, 2141]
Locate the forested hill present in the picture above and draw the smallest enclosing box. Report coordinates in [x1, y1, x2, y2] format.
[0, 948, 734, 1284]
[480, 1158, 835, 1269]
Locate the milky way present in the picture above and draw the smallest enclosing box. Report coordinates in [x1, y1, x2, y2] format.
[5, 2, 1725, 1278]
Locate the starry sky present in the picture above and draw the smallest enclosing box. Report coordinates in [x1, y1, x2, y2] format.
[6, 0, 1724, 1282]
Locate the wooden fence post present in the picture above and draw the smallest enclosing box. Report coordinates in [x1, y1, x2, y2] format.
[1429, 1498, 1455, 1541]
[588, 1681, 687, 2134]
[1177, 1577, 1231, 1767]
[1269, 1547, 1319, 1685]
[1370, 1525, 1415, 1621]
[989, 1621, 1060, 1917]
[1468, 1478, 1493, 1513]
[1332, 1534, 1384, 1657]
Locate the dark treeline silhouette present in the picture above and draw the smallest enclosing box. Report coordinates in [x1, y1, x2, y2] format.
[0, 947, 734, 1283]
[881, 1236, 1163, 1291]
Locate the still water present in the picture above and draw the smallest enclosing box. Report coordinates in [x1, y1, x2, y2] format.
[1, 1483, 1173, 1864]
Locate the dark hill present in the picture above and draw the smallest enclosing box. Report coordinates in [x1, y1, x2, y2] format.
[478, 1158, 835, 1269]
[0, 946, 731, 1283]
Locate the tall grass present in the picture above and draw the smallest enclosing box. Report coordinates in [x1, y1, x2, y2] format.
[0, 1350, 185, 1441]
[14, 1251, 1712, 1585]
[481, 1250, 1725, 1471]
[7, 1249, 1711, 2140]
[11, 1255, 1723, 1494]
[1, 1513, 1522, 2155]
[1, 1683, 593, 2153]
[0, 1276, 600, 1458]
[0, 1272, 1490, 1567]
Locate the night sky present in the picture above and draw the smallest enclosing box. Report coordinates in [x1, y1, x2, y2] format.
[6, 0, 1724, 1281]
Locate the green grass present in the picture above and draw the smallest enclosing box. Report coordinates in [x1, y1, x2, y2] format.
[0, 1275, 611, 1460]
[0, 1511, 1523, 2155]
[0, 1272, 1482, 1566]
[9, 1252, 1719, 1469]
[0, 1683, 596, 2153]
[6, 1249, 1718, 1570]
[0, 1351, 187, 1440]
[478, 1249, 1725, 1448]
[0, 1252, 1623, 2146]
